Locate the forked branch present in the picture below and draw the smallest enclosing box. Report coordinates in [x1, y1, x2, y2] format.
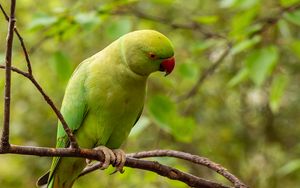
[0, 2, 78, 149]
[1, 0, 16, 148]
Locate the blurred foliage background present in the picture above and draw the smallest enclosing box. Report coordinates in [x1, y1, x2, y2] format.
[1, 0, 300, 187]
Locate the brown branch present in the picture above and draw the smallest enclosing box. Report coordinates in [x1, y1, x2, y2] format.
[26, 76, 79, 148]
[128, 10, 225, 40]
[0, 65, 29, 77]
[250, 3, 300, 37]
[178, 44, 232, 102]
[0, 145, 232, 188]
[1, 0, 16, 148]
[123, 158, 230, 188]
[0, 3, 32, 74]
[128, 150, 248, 188]
[98, 6, 227, 40]
[0, 2, 79, 149]
[0, 65, 78, 148]
[14, 30, 32, 74]
[79, 159, 229, 188]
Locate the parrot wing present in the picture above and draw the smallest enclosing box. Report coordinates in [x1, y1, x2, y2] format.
[47, 61, 89, 184]
[133, 107, 143, 126]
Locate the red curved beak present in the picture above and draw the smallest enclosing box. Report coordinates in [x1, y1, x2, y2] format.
[160, 56, 175, 76]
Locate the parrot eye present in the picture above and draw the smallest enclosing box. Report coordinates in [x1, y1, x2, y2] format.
[148, 52, 156, 59]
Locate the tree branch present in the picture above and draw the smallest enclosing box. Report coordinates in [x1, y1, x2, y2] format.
[0, 65, 29, 77]
[1, 0, 16, 148]
[0, 145, 235, 188]
[0, 3, 32, 74]
[250, 2, 300, 37]
[97, 5, 227, 40]
[80, 159, 230, 188]
[178, 44, 232, 102]
[0, 2, 79, 149]
[128, 150, 247, 188]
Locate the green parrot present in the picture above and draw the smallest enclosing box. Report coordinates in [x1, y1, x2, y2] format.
[37, 30, 175, 188]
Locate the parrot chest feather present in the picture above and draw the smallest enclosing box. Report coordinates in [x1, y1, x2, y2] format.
[79, 60, 146, 148]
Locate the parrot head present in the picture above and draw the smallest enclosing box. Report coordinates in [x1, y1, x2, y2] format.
[120, 30, 175, 76]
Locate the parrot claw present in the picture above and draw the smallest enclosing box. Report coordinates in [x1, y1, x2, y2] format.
[89, 146, 126, 173]
[92, 146, 116, 170]
[85, 158, 93, 166]
[111, 149, 126, 174]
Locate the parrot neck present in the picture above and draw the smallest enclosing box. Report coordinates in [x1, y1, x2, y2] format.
[120, 37, 129, 69]
[102, 38, 146, 85]
[119, 37, 149, 79]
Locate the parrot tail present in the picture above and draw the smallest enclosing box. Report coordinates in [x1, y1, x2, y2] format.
[37, 172, 74, 188]
[36, 171, 49, 187]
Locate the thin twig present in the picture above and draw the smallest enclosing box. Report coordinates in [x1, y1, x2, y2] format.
[98, 7, 226, 40]
[128, 150, 248, 188]
[1, 0, 16, 148]
[250, 3, 300, 37]
[0, 3, 9, 19]
[0, 66, 79, 148]
[0, 65, 29, 77]
[27, 76, 79, 148]
[178, 44, 232, 102]
[0, 145, 232, 188]
[0, 3, 32, 74]
[14, 30, 32, 74]
[0, 2, 79, 149]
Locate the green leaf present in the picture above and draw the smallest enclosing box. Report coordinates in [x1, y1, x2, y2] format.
[60, 24, 80, 40]
[51, 51, 72, 82]
[97, 0, 137, 13]
[191, 39, 219, 53]
[148, 95, 176, 131]
[277, 159, 300, 176]
[231, 35, 261, 55]
[75, 11, 101, 29]
[148, 95, 195, 142]
[227, 68, 249, 87]
[177, 62, 198, 80]
[193, 15, 219, 25]
[229, 6, 259, 39]
[28, 15, 58, 30]
[278, 20, 292, 39]
[280, 0, 300, 6]
[269, 74, 288, 113]
[170, 116, 195, 142]
[220, 0, 238, 8]
[235, 0, 259, 9]
[246, 46, 279, 86]
[220, 0, 259, 9]
[290, 40, 300, 59]
[44, 18, 71, 37]
[152, 0, 174, 4]
[105, 18, 132, 40]
[284, 9, 300, 26]
[129, 116, 151, 137]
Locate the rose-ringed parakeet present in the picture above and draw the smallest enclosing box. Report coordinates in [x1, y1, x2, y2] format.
[37, 30, 175, 188]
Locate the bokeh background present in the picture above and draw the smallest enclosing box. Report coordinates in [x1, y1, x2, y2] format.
[1, 0, 300, 187]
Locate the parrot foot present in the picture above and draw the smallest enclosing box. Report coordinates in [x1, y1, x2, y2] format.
[111, 149, 126, 174]
[87, 146, 116, 170]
